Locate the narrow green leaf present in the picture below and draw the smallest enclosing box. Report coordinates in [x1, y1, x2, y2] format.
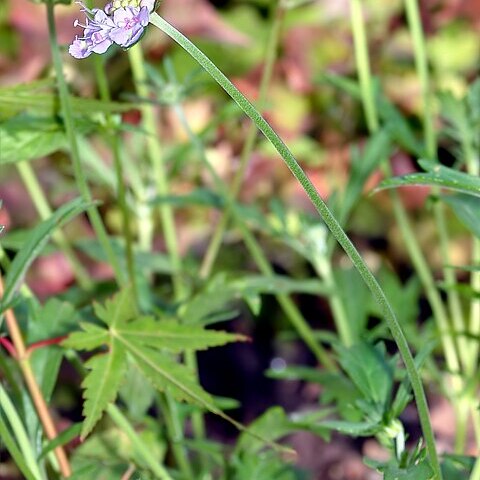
[39, 423, 83, 459]
[0, 116, 68, 165]
[377, 160, 480, 197]
[234, 407, 294, 455]
[0, 197, 91, 319]
[150, 188, 224, 209]
[80, 340, 127, 439]
[0, 415, 39, 480]
[76, 237, 173, 274]
[442, 193, 480, 239]
[118, 318, 247, 352]
[319, 419, 381, 436]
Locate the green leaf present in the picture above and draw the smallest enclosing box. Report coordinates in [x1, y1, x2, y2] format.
[64, 289, 250, 442]
[341, 130, 391, 222]
[334, 268, 370, 339]
[127, 344, 215, 408]
[320, 419, 381, 436]
[381, 460, 434, 480]
[93, 288, 138, 328]
[80, 340, 127, 439]
[234, 407, 295, 455]
[336, 342, 393, 408]
[231, 274, 330, 296]
[75, 237, 173, 274]
[0, 115, 68, 165]
[150, 188, 224, 209]
[118, 360, 156, 420]
[0, 197, 91, 318]
[377, 160, 480, 197]
[0, 82, 135, 119]
[442, 193, 480, 239]
[62, 322, 110, 351]
[0, 415, 38, 480]
[28, 299, 78, 401]
[118, 318, 247, 352]
[39, 423, 83, 460]
[380, 97, 426, 158]
[441, 454, 475, 480]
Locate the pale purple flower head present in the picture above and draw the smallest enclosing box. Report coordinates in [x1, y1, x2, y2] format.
[69, 0, 156, 59]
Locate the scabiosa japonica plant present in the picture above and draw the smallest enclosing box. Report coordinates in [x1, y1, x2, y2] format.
[69, 0, 157, 59]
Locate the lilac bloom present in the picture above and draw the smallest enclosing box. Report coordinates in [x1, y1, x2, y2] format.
[109, 6, 150, 48]
[69, 0, 156, 59]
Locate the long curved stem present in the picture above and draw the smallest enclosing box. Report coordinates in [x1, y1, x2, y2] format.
[149, 13, 440, 477]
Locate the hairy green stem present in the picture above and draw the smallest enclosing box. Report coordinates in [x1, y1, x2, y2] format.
[46, 0, 125, 286]
[149, 13, 440, 475]
[199, 2, 284, 279]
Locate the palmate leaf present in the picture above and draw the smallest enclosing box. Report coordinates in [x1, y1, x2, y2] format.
[117, 318, 247, 352]
[124, 342, 215, 408]
[93, 288, 138, 328]
[80, 339, 126, 440]
[63, 288, 245, 439]
[62, 322, 109, 351]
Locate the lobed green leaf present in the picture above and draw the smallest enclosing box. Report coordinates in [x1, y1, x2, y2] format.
[80, 340, 127, 440]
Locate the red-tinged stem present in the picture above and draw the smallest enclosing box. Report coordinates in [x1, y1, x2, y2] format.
[0, 337, 17, 358]
[26, 335, 69, 355]
[0, 276, 71, 477]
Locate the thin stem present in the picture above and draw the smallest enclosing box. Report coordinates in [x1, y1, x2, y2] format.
[128, 45, 185, 299]
[404, 0, 467, 371]
[350, 0, 460, 379]
[158, 394, 194, 480]
[349, 0, 378, 132]
[460, 104, 480, 374]
[313, 257, 353, 346]
[107, 404, 173, 480]
[0, 275, 71, 478]
[90, 52, 139, 305]
[199, 2, 284, 279]
[127, 44, 195, 468]
[173, 103, 335, 370]
[403, 0, 435, 156]
[16, 162, 92, 290]
[149, 14, 440, 476]
[46, 0, 125, 287]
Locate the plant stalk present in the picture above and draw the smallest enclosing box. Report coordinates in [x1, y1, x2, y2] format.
[46, 0, 125, 287]
[149, 14, 441, 476]
[0, 275, 71, 478]
[199, 2, 284, 279]
[16, 162, 92, 290]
